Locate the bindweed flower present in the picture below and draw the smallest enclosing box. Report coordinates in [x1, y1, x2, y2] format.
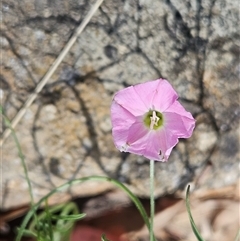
[110, 79, 195, 161]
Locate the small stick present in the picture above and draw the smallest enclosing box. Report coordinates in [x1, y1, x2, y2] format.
[0, 0, 104, 147]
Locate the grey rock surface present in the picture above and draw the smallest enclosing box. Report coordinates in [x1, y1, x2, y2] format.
[1, 0, 239, 209]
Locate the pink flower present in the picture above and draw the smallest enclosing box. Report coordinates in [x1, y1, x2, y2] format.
[110, 79, 195, 161]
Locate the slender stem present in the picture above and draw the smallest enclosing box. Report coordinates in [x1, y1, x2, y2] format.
[16, 176, 151, 241]
[1, 109, 35, 205]
[1, 107, 39, 232]
[150, 159, 155, 241]
[234, 229, 240, 241]
[0, 0, 104, 146]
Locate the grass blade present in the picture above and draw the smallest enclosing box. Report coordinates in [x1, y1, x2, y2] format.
[52, 213, 86, 221]
[234, 229, 240, 241]
[101, 234, 111, 241]
[16, 176, 151, 241]
[185, 185, 205, 241]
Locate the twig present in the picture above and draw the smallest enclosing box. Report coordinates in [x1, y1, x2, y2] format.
[0, 0, 104, 147]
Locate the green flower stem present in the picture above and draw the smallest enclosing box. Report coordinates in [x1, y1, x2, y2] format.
[16, 176, 152, 241]
[150, 160, 155, 241]
[1, 107, 40, 230]
[1, 107, 35, 206]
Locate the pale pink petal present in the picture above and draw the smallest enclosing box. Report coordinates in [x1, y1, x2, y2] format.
[111, 101, 136, 149]
[126, 120, 149, 145]
[127, 129, 178, 161]
[110, 79, 195, 162]
[125, 133, 149, 158]
[151, 130, 178, 161]
[112, 128, 130, 150]
[111, 100, 136, 127]
[134, 79, 178, 112]
[165, 100, 193, 118]
[164, 100, 195, 137]
[146, 130, 178, 161]
[113, 86, 148, 116]
[164, 112, 195, 138]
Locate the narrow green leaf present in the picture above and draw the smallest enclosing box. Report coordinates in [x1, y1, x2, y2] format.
[1, 107, 40, 238]
[234, 229, 240, 241]
[52, 213, 86, 221]
[16, 176, 151, 241]
[185, 185, 205, 241]
[45, 200, 53, 241]
[101, 234, 111, 241]
[16, 228, 37, 238]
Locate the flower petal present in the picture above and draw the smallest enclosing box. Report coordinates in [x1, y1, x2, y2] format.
[164, 112, 195, 138]
[113, 86, 148, 116]
[111, 100, 136, 127]
[165, 100, 194, 118]
[134, 79, 178, 112]
[127, 128, 178, 161]
[111, 100, 136, 149]
[164, 101, 195, 138]
[127, 119, 149, 144]
[148, 130, 178, 161]
[110, 79, 195, 162]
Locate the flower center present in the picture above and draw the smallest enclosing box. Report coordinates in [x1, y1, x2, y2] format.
[144, 110, 164, 130]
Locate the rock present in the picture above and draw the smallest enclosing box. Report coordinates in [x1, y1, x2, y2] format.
[1, 0, 239, 210]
